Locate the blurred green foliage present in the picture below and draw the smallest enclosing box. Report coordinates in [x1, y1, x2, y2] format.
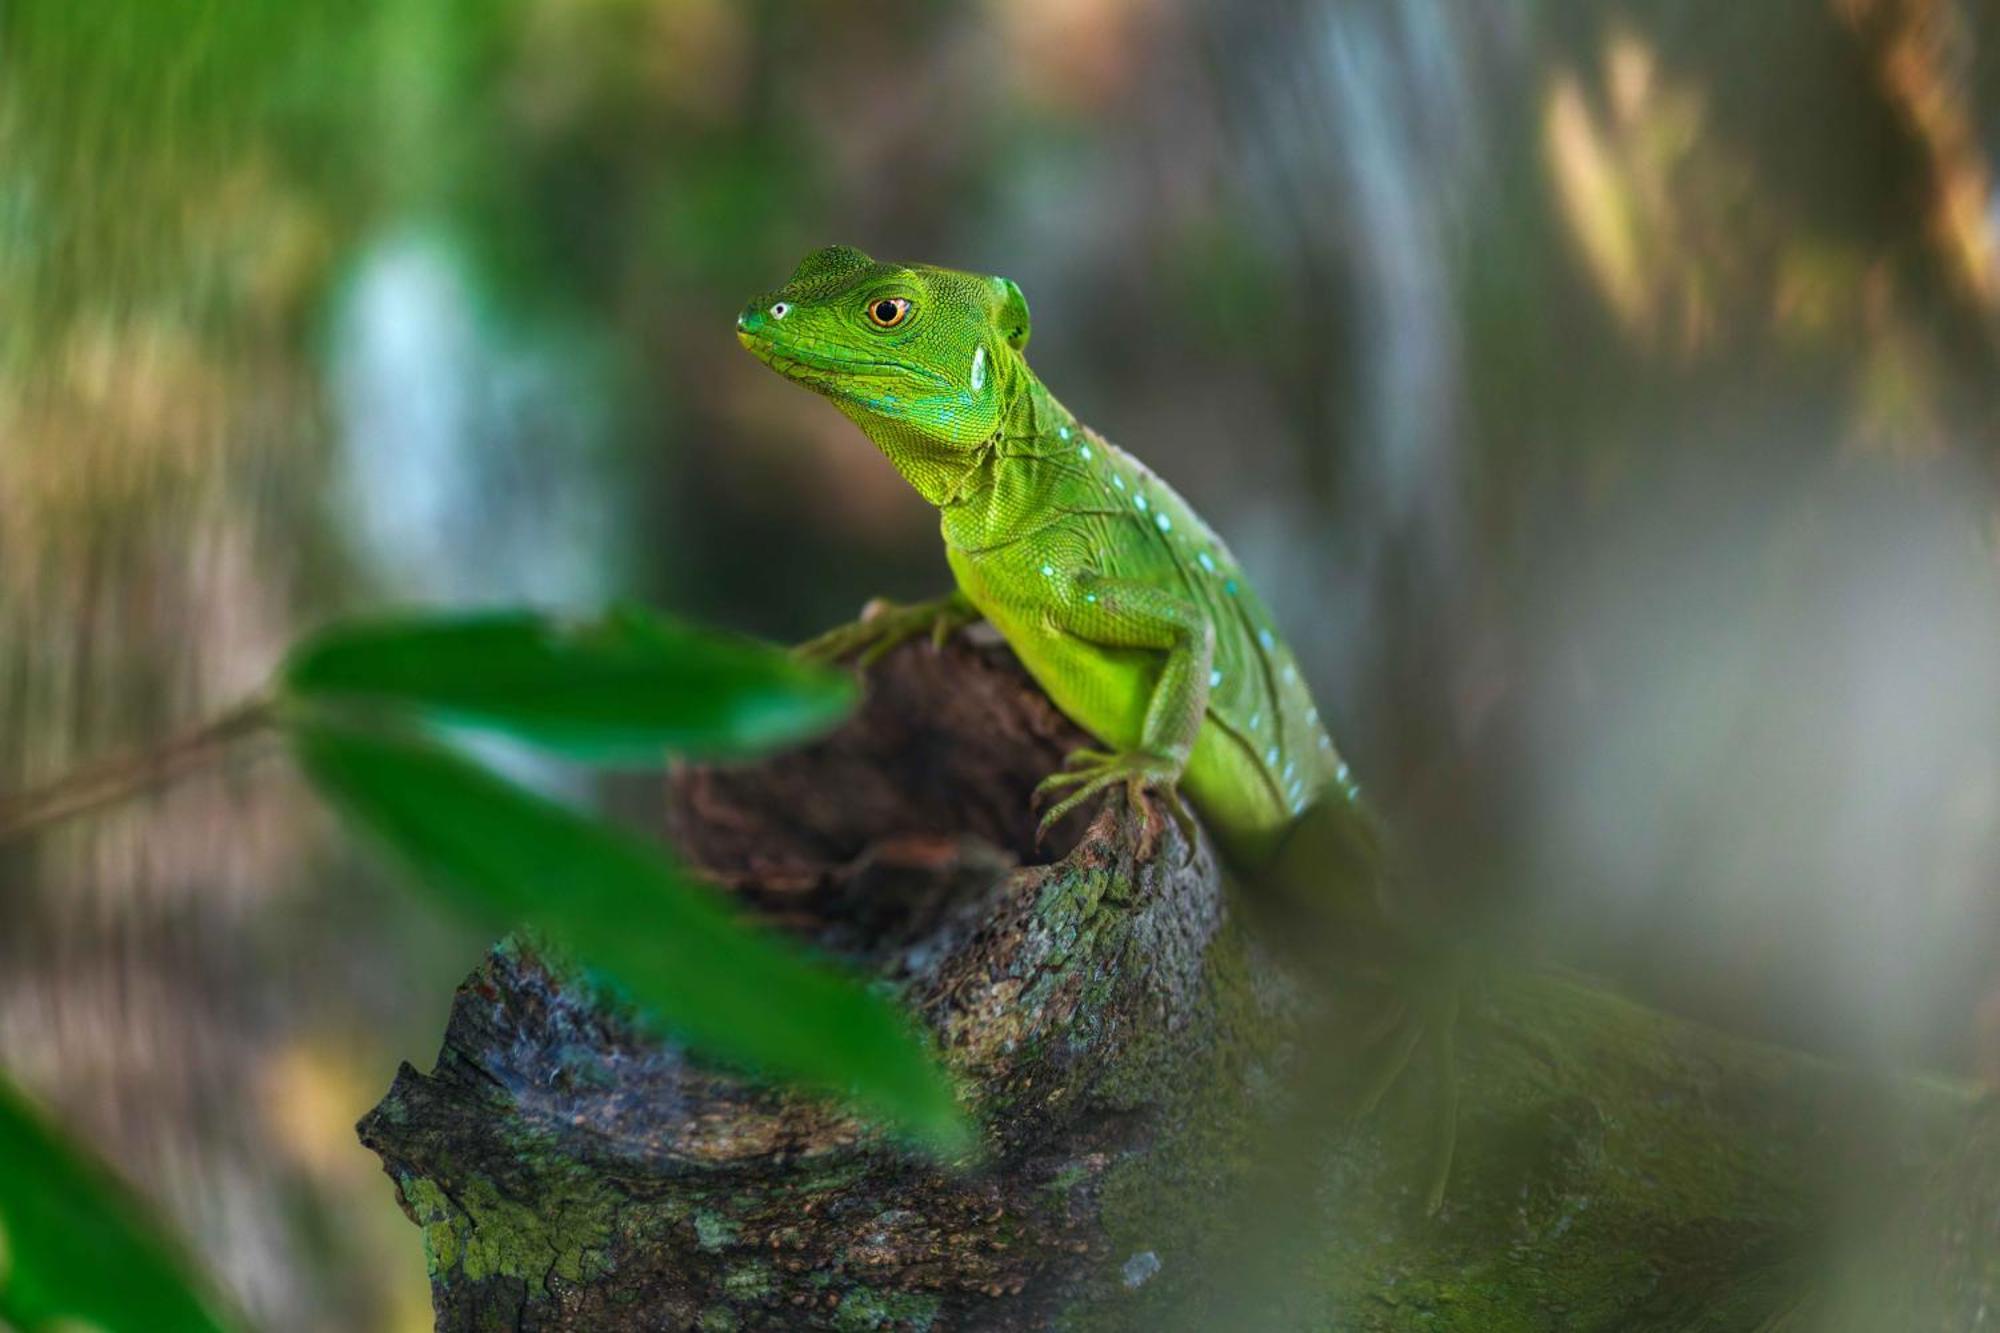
[0, 1072, 238, 1332]
[1, 603, 957, 1325]
[297, 724, 963, 1148]
[283, 607, 857, 762]
[283, 607, 958, 1146]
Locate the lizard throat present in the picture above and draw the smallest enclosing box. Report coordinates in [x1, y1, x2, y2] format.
[844, 408, 997, 510]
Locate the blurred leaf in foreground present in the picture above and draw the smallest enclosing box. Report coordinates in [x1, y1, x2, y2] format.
[0, 1073, 238, 1333]
[283, 607, 857, 763]
[294, 722, 966, 1150]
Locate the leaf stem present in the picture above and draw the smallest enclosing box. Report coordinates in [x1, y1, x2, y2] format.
[0, 696, 276, 845]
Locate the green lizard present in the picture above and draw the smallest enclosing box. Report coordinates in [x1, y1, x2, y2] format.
[738, 245, 1459, 1201]
[736, 244, 1362, 871]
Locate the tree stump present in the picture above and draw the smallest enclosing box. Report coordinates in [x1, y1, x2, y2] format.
[359, 638, 1983, 1331]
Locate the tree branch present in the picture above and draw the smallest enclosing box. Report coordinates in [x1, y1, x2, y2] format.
[0, 697, 273, 845]
[358, 639, 1983, 1331]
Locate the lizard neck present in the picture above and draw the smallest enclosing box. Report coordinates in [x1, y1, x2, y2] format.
[843, 369, 1083, 519]
[838, 403, 984, 508]
[936, 375, 1086, 547]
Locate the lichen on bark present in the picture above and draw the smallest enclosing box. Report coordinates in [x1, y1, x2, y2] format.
[360, 638, 1985, 1331]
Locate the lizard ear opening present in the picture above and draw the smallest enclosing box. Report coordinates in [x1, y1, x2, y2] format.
[991, 276, 1031, 353]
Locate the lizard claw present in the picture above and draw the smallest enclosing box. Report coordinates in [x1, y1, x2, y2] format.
[794, 594, 977, 669]
[1031, 748, 1193, 853]
[1033, 765, 1125, 842]
[1123, 776, 1198, 864]
[793, 621, 871, 665]
[1159, 783, 1199, 865]
[1031, 750, 1114, 804]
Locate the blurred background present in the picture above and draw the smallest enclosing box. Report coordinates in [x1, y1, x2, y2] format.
[4, 0, 2000, 1325]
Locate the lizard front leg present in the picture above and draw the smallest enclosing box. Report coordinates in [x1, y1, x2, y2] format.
[794, 589, 980, 668]
[1032, 572, 1212, 848]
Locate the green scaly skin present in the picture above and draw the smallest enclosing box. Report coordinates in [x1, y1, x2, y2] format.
[737, 245, 1362, 868]
[739, 245, 1462, 1208]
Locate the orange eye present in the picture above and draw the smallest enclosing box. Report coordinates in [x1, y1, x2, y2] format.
[866, 296, 911, 328]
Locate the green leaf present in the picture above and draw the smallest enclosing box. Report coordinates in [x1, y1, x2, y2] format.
[0, 1072, 238, 1333]
[282, 606, 856, 763]
[293, 722, 966, 1150]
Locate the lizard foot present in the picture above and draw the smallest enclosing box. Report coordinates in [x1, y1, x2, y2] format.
[793, 592, 978, 669]
[1032, 748, 1197, 855]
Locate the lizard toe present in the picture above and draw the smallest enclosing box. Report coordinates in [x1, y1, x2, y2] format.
[1035, 772, 1120, 843]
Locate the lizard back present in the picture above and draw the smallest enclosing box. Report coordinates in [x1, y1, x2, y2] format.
[942, 394, 1356, 865]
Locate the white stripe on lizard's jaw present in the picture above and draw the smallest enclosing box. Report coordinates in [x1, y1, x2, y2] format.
[970, 344, 987, 392]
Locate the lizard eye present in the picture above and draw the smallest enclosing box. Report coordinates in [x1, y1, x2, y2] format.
[866, 296, 911, 329]
[769, 302, 790, 320]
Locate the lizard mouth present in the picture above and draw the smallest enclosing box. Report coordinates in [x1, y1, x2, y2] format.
[738, 331, 950, 392]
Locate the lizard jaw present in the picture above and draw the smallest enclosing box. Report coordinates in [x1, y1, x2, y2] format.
[739, 329, 948, 390]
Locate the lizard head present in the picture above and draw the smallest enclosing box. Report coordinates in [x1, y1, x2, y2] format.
[737, 245, 1032, 449]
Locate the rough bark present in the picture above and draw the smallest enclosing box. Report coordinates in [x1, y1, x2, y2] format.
[359, 637, 1983, 1331]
